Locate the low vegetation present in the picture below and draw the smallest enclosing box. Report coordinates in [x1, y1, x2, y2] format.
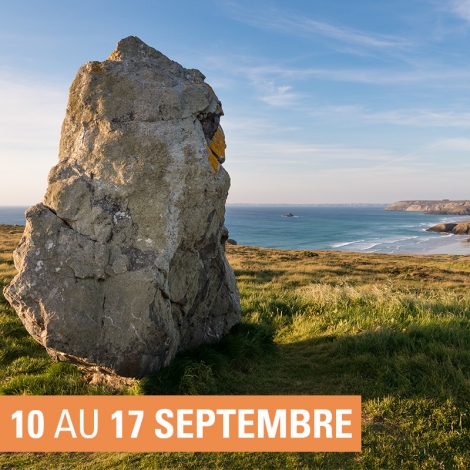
[2, 224, 470, 468]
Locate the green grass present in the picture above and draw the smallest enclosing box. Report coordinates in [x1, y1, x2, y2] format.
[2, 225, 470, 468]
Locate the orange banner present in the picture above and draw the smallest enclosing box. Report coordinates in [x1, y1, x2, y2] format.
[0, 396, 361, 452]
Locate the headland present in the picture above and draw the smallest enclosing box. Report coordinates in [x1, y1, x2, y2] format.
[385, 200, 470, 215]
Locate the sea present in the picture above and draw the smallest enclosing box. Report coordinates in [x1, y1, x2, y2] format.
[2, 205, 470, 255]
[225, 205, 470, 255]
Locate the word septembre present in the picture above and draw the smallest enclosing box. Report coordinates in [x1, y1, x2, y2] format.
[0, 395, 361, 452]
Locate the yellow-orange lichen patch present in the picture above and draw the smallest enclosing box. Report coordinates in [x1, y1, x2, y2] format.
[107, 50, 121, 61]
[206, 146, 220, 175]
[90, 62, 103, 72]
[208, 126, 226, 159]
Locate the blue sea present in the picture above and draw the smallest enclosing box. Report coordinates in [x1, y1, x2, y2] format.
[0, 206, 29, 226]
[2, 205, 470, 255]
[225, 205, 470, 255]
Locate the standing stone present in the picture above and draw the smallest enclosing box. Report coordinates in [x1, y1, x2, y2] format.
[4, 36, 241, 378]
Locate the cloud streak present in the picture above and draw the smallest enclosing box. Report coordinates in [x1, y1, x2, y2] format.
[308, 106, 470, 128]
[257, 84, 303, 107]
[226, 139, 396, 165]
[223, 1, 410, 51]
[205, 54, 470, 115]
[242, 63, 470, 86]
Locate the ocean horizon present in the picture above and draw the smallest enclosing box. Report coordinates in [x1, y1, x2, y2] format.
[2, 204, 470, 255]
[225, 204, 470, 255]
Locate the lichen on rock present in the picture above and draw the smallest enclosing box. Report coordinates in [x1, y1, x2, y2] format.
[4, 36, 241, 378]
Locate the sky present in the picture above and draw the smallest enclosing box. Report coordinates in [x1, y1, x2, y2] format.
[1, 0, 469, 205]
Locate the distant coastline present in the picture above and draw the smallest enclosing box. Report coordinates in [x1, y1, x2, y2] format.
[228, 203, 389, 207]
[385, 200, 470, 215]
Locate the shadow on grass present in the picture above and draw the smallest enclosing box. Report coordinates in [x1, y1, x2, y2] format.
[141, 319, 470, 407]
[275, 324, 470, 402]
[140, 323, 276, 395]
[135, 316, 470, 466]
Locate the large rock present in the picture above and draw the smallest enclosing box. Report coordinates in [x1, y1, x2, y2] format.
[427, 223, 458, 233]
[4, 36, 241, 378]
[427, 221, 470, 235]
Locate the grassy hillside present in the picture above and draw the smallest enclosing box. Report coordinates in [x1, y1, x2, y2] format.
[2, 223, 470, 468]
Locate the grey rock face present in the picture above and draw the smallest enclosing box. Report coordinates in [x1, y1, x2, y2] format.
[4, 36, 241, 378]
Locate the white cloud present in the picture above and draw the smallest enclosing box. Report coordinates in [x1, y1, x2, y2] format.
[450, 0, 470, 21]
[204, 54, 470, 109]
[258, 84, 301, 107]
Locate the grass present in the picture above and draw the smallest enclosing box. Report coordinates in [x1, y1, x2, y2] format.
[2, 224, 470, 468]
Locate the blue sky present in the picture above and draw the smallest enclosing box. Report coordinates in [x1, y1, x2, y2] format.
[1, 0, 469, 204]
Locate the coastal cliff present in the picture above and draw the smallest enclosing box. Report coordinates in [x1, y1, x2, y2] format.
[385, 200, 470, 215]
